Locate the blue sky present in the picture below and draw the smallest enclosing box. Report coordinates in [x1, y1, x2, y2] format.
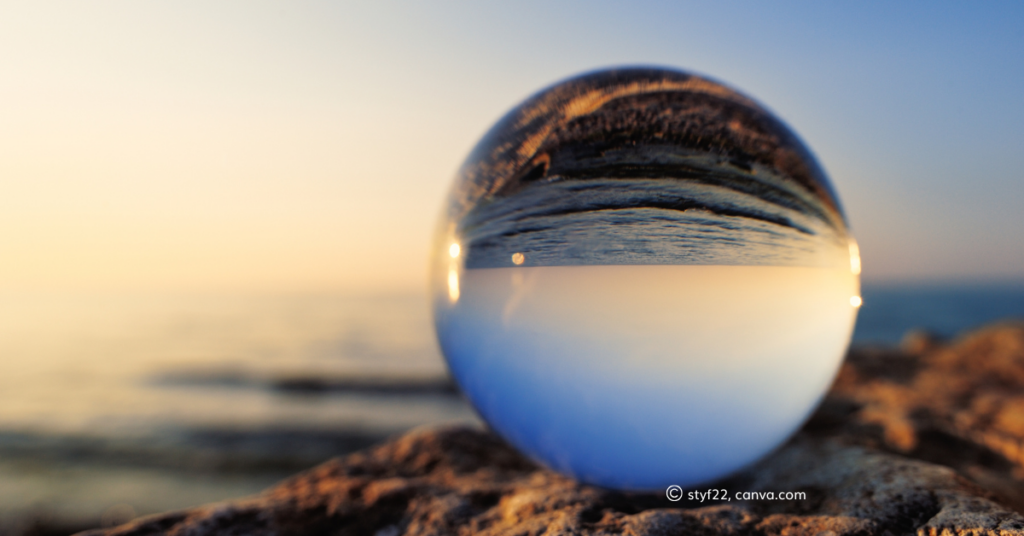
[2, 1, 1022, 290]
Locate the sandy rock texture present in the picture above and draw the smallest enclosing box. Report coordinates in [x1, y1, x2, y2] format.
[81, 324, 1024, 536]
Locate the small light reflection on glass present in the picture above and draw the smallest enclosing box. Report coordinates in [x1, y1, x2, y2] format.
[448, 267, 460, 302]
[849, 240, 861, 275]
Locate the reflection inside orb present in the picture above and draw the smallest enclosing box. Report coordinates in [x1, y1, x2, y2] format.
[437, 265, 858, 488]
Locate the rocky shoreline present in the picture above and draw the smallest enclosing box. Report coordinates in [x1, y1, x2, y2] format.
[80, 324, 1024, 535]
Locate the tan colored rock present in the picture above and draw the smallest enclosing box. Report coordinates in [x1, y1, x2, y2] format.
[80, 324, 1024, 536]
[818, 323, 1024, 511]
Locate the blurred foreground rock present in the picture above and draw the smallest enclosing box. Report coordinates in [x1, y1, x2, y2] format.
[82, 324, 1024, 536]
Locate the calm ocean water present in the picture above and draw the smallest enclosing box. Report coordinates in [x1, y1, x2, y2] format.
[856, 283, 1024, 344]
[1, 284, 1023, 533]
[0, 291, 477, 534]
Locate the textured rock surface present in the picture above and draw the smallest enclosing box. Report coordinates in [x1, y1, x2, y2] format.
[81, 324, 1024, 536]
[813, 324, 1024, 513]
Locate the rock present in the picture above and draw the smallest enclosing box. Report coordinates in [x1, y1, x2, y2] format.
[80, 324, 1024, 536]
[815, 323, 1024, 512]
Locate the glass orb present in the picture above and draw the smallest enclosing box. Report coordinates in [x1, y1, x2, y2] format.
[431, 67, 860, 490]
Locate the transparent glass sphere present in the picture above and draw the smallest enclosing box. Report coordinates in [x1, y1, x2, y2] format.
[431, 68, 860, 490]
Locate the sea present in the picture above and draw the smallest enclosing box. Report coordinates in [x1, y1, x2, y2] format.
[1, 283, 1023, 534]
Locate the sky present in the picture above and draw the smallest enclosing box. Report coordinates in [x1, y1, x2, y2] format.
[3, 1, 1023, 292]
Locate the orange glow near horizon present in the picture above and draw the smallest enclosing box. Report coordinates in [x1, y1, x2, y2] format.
[4, 4, 1023, 292]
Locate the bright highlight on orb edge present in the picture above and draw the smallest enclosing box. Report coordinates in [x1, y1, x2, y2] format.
[447, 268, 460, 302]
[449, 243, 461, 258]
[849, 240, 861, 275]
[850, 295, 863, 307]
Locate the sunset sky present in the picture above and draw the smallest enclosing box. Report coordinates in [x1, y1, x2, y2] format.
[3, 1, 1023, 292]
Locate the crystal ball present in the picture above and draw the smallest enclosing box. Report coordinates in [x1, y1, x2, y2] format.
[431, 67, 860, 490]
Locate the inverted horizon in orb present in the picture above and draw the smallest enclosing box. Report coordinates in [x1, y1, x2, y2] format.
[432, 67, 860, 490]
